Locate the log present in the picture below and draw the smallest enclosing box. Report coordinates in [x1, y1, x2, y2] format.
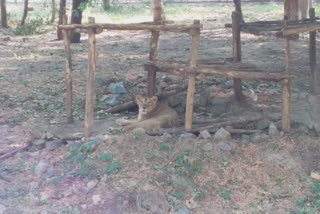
[0, 142, 32, 162]
[309, 8, 318, 94]
[106, 86, 188, 114]
[232, 11, 243, 102]
[58, 23, 202, 34]
[146, 115, 264, 135]
[84, 17, 97, 138]
[145, 62, 295, 81]
[62, 15, 73, 123]
[185, 20, 200, 131]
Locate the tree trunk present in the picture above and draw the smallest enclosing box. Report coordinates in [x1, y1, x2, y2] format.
[51, 0, 56, 23]
[102, 0, 110, 10]
[1, 0, 8, 28]
[284, 0, 298, 20]
[20, 0, 28, 26]
[70, 0, 85, 43]
[233, 0, 245, 23]
[57, 0, 66, 40]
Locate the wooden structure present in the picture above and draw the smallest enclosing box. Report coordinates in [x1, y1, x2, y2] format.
[224, 1, 320, 131]
[59, 0, 202, 137]
[59, 0, 302, 137]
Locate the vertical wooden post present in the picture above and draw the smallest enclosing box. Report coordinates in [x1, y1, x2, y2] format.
[84, 17, 97, 138]
[147, 0, 164, 96]
[62, 15, 73, 123]
[185, 20, 200, 131]
[309, 8, 318, 94]
[282, 18, 292, 131]
[232, 11, 243, 102]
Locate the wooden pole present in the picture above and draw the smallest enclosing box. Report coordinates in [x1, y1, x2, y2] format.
[309, 8, 318, 94]
[62, 15, 73, 123]
[147, 0, 164, 96]
[282, 18, 292, 131]
[84, 17, 97, 138]
[232, 11, 243, 102]
[185, 20, 200, 130]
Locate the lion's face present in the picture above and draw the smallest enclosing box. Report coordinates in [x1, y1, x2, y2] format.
[136, 95, 158, 116]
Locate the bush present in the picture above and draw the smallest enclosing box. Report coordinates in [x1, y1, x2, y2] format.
[12, 17, 46, 36]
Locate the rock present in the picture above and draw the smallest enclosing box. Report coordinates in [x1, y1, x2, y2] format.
[45, 132, 55, 140]
[241, 134, 251, 143]
[161, 132, 172, 141]
[256, 119, 271, 130]
[32, 139, 46, 147]
[92, 194, 102, 205]
[200, 129, 211, 139]
[107, 94, 121, 106]
[176, 207, 190, 214]
[45, 139, 66, 151]
[268, 122, 280, 138]
[139, 191, 170, 214]
[292, 93, 320, 133]
[0, 204, 7, 214]
[222, 79, 233, 89]
[252, 133, 269, 143]
[214, 128, 231, 142]
[215, 142, 231, 152]
[178, 133, 196, 143]
[85, 180, 99, 193]
[34, 160, 50, 177]
[108, 82, 127, 94]
[202, 143, 213, 151]
[311, 172, 320, 181]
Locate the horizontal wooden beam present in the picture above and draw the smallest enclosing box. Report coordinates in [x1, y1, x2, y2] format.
[283, 22, 320, 35]
[58, 23, 202, 34]
[145, 61, 295, 82]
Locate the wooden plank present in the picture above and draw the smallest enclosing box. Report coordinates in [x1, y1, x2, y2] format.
[147, 0, 163, 96]
[282, 79, 291, 131]
[145, 62, 295, 81]
[282, 19, 292, 131]
[232, 11, 243, 102]
[58, 23, 202, 34]
[185, 20, 200, 130]
[84, 17, 97, 138]
[283, 22, 320, 35]
[62, 15, 73, 123]
[309, 8, 318, 94]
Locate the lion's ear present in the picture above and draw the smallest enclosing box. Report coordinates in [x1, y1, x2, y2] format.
[151, 96, 158, 103]
[135, 95, 143, 103]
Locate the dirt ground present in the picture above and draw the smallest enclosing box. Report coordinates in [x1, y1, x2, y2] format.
[1, 9, 320, 213]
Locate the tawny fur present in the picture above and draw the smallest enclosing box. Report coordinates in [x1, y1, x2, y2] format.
[116, 95, 178, 130]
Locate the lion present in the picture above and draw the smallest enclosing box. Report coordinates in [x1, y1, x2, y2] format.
[116, 95, 179, 130]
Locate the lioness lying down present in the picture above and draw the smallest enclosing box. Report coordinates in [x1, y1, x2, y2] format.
[116, 95, 178, 130]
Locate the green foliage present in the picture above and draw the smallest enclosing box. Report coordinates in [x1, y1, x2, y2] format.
[132, 129, 144, 141]
[159, 144, 172, 152]
[12, 17, 46, 36]
[98, 153, 113, 162]
[295, 182, 320, 214]
[170, 190, 186, 200]
[174, 151, 202, 177]
[68, 140, 122, 178]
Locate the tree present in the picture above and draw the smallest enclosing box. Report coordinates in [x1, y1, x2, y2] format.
[57, 0, 66, 40]
[284, 0, 298, 20]
[51, 0, 57, 23]
[0, 0, 8, 28]
[20, 0, 29, 26]
[70, 0, 86, 43]
[102, 0, 110, 10]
